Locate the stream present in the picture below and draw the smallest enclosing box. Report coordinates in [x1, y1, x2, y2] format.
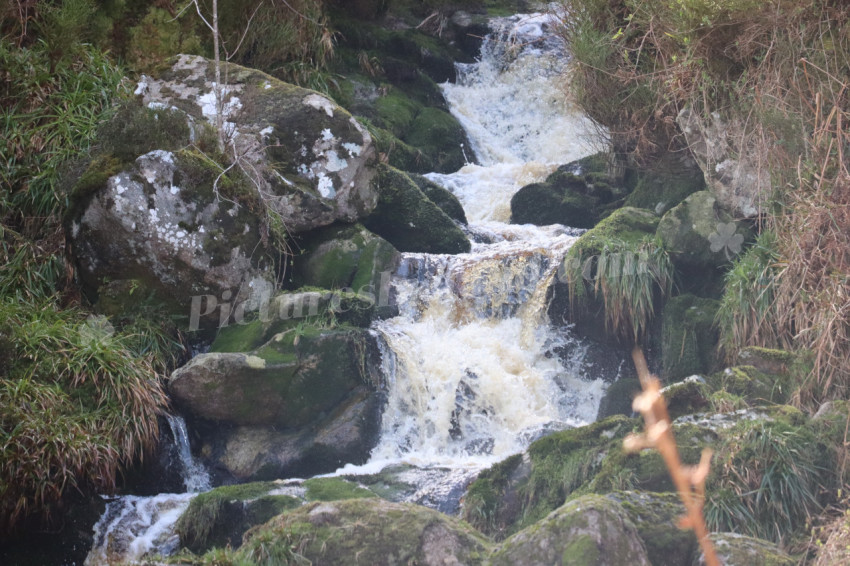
[85, 10, 606, 564]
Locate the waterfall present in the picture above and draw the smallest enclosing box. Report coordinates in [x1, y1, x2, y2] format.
[350, 11, 605, 477]
[165, 414, 212, 493]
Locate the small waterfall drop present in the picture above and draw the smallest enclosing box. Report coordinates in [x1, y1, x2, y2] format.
[165, 414, 212, 493]
[85, 416, 210, 565]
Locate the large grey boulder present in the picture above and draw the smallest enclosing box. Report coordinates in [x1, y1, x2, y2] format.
[693, 533, 794, 566]
[68, 55, 384, 326]
[136, 54, 378, 233]
[677, 107, 770, 218]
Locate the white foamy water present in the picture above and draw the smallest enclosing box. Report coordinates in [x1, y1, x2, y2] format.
[358, 11, 605, 474]
[429, 11, 601, 223]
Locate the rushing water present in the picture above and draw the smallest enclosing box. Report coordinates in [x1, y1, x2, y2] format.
[85, 10, 605, 563]
[338, 10, 604, 495]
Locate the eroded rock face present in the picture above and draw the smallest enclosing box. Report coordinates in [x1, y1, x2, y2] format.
[677, 107, 770, 219]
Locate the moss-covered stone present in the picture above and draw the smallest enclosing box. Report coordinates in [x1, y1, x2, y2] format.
[373, 87, 423, 138]
[604, 491, 698, 566]
[404, 107, 470, 173]
[170, 327, 373, 428]
[96, 102, 193, 163]
[707, 365, 793, 405]
[408, 173, 467, 224]
[510, 153, 625, 228]
[291, 224, 400, 302]
[175, 481, 301, 553]
[624, 154, 706, 215]
[661, 294, 720, 381]
[489, 495, 651, 566]
[548, 207, 660, 343]
[234, 499, 491, 565]
[661, 376, 711, 419]
[364, 164, 470, 254]
[694, 533, 795, 566]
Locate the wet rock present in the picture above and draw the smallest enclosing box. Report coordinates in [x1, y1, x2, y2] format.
[364, 164, 470, 254]
[661, 376, 711, 420]
[489, 495, 651, 566]
[511, 153, 624, 228]
[624, 152, 706, 215]
[409, 173, 467, 224]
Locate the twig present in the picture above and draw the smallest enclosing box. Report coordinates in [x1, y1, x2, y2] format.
[625, 347, 720, 566]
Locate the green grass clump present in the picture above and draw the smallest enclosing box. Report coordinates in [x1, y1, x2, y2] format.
[0, 298, 169, 534]
[705, 420, 827, 544]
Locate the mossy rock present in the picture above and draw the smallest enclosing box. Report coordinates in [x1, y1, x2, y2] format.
[624, 153, 706, 215]
[660, 294, 720, 381]
[707, 365, 793, 405]
[404, 107, 470, 173]
[489, 495, 651, 566]
[661, 376, 711, 419]
[176, 481, 301, 553]
[364, 164, 470, 254]
[604, 491, 699, 566]
[510, 153, 622, 228]
[548, 207, 659, 343]
[95, 102, 194, 163]
[656, 191, 753, 270]
[373, 88, 423, 138]
[209, 288, 380, 353]
[463, 416, 641, 538]
[170, 327, 374, 428]
[408, 173, 467, 224]
[566, 207, 659, 262]
[290, 224, 400, 317]
[232, 499, 491, 565]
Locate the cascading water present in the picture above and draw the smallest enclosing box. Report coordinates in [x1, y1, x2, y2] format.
[85, 416, 209, 565]
[340, 11, 605, 497]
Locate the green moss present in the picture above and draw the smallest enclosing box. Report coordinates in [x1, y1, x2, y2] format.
[661, 294, 720, 381]
[404, 107, 469, 173]
[462, 454, 523, 535]
[408, 173, 467, 224]
[303, 477, 377, 501]
[709, 365, 793, 404]
[229, 499, 490, 565]
[364, 164, 470, 254]
[624, 155, 706, 214]
[566, 207, 660, 262]
[175, 481, 300, 553]
[97, 102, 191, 163]
[374, 88, 423, 138]
[210, 320, 268, 353]
[561, 534, 600, 565]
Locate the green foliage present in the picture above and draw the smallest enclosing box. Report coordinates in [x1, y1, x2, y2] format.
[0, 298, 168, 534]
[566, 237, 674, 342]
[126, 6, 202, 73]
[0, 39, 125, 219]
[715, 231, 781, 360]
[705, 420, 826, 544]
